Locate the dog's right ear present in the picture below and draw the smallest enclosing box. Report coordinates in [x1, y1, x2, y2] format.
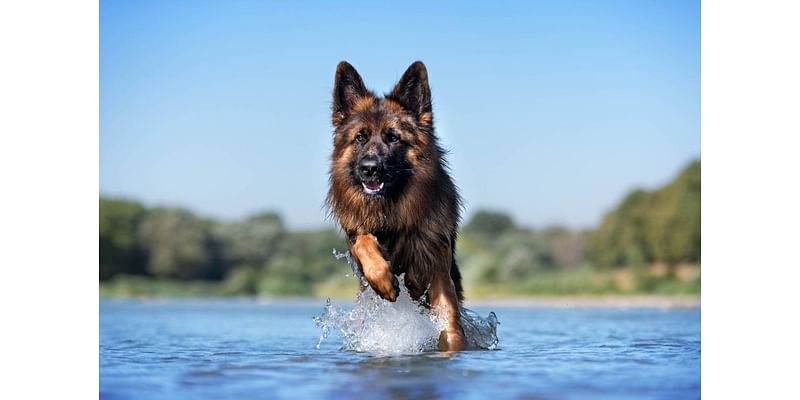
[332, 61, 367, 127]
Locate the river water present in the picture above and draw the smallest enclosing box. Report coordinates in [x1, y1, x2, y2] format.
[100, 296, 699, 400]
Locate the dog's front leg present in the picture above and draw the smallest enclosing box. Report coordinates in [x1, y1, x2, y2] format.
[350, 234, 399, 302]
[431, 272, 466, 352]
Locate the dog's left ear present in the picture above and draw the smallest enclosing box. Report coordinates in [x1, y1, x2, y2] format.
[333, 61, 368, 127]
[389, 61, 432, 125]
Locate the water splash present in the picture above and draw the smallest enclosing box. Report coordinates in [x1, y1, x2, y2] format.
[461, 308, 500, 350]
[314, 249, 500, 354]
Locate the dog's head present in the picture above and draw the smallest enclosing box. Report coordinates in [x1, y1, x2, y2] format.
[330, 61, 440, 199]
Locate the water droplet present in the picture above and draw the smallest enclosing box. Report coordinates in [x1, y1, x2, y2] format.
[315, 250, 500, 354]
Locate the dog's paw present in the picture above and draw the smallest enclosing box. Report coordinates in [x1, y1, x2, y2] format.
[368, 269, 399, 302]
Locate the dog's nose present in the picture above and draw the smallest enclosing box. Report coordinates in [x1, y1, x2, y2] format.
[360, 159, 379, 177]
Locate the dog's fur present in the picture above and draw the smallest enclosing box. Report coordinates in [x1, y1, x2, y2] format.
[326, 61, 466, 351]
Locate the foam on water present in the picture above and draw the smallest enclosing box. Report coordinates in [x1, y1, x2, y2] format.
[314, 249, 499, 355]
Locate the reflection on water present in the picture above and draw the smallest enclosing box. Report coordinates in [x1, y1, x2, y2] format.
[100, 300, 700, 399]
[314, 250, 499, 354]
[338, 353, 461, 400]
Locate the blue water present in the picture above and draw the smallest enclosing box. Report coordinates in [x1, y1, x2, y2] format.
[100, 299, 700, 399]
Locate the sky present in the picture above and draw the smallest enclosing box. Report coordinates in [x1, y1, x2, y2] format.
[100, 0, 700, 230]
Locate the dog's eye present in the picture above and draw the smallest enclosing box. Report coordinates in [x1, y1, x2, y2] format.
[387, 133, 400, 143]
[355, 132, 367, 144]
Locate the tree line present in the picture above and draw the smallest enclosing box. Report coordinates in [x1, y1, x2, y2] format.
[100, 160, 700, 295]
[588, 160, 700, 270]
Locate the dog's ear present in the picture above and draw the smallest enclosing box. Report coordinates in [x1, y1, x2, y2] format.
[389, 61, 432, 126]
[332, 61, 368, 127]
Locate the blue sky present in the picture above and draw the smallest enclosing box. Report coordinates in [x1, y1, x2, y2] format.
[100, 0, 699, 229]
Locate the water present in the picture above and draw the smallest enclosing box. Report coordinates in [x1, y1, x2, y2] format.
[100, 299, 699, 399]
[318, 250, 499, 353]
[314, 273, 499, 354]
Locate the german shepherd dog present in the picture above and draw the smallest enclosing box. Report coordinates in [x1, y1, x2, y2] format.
[327, 61, 465, 351]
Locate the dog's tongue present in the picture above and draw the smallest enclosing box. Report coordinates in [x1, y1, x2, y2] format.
[365, 181, 382, 191]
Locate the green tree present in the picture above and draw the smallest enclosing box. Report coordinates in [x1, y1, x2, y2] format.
[457, 222, 582, 284]
[99, 198, 146, 280]
[493, 230, 553, 280]
[137, 208, 223, 280]
[463, 210, 515, 237]
[645, 160, 701, 264]
[259, 229, 346, 295]
[545, 227, 588, 269]
[589, 160, 701, 268]
[214, 212, 285, 268]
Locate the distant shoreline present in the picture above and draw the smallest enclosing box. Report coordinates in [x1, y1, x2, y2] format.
[462, 295, 700, 309]
[101, 294, 700, 309]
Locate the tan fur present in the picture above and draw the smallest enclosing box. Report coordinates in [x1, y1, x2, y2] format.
[351, 234, 398, 301]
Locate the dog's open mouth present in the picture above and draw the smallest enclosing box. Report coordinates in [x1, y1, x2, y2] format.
[362, 181, 384, 194]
